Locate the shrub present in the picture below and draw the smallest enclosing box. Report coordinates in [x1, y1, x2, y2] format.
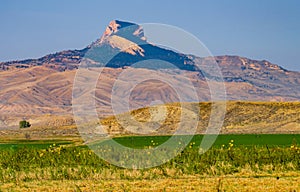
[19, 120, 31, 128]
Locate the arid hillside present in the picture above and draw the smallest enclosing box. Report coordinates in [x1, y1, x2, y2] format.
[1, 101, 299, 139]
[1, 20, 299, 131]
[100, 101, 300, 135]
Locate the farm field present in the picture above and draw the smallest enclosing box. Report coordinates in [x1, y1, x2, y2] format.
[0, 134, 299, 191]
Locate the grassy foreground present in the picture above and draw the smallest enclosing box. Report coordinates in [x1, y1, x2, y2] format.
[2, 176, 300, 191]
[0, 134, 299, 191]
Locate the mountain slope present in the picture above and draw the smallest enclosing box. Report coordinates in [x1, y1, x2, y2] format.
[0, 20, 300, 129]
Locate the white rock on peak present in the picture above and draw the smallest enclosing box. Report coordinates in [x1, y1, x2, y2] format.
[91, 20, 147, 56]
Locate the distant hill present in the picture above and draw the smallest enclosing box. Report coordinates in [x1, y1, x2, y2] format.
[101, 101, 300, 135]
[0, 20, 300, 130]
[1, 101, 299, 139]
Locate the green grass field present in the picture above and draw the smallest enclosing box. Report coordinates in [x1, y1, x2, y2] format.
[0, 134, 299, 191]
[112, 134, 300, 148]
[0, 140, 72, 150]
[1, 134, 299, 149]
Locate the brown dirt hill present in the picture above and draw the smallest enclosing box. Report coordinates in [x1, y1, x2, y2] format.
[1, 101, 299, 138]
[100, 101, 300, 135]
[0, 19, 299, 130]
[0, 64, 300, 130]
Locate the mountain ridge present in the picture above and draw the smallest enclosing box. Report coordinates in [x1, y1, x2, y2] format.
[0, 20, 293, 73]
[0, 20, 300, 129]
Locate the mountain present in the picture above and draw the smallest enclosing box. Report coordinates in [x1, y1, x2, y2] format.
[0, 20, 300, 129]
[0, 20, 194, 71]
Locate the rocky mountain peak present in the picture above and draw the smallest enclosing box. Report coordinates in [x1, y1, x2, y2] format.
[87, 20, 148, 57]
[94, 20, 147, 46]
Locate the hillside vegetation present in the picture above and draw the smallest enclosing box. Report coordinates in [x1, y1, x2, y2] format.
[101, 101, 300, 135]
[1, 101, 299, 140]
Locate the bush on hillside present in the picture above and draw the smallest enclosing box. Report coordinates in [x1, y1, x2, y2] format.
[19, 120, 31, 128]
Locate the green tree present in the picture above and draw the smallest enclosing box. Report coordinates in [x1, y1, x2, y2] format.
[19, 120, 31, 128]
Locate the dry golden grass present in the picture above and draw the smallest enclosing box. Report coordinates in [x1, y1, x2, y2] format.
[1, 176, 299, 192]
[101, 101, 300, 135]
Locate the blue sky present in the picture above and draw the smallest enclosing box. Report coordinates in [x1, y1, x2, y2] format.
[0, 0, 299, 71]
